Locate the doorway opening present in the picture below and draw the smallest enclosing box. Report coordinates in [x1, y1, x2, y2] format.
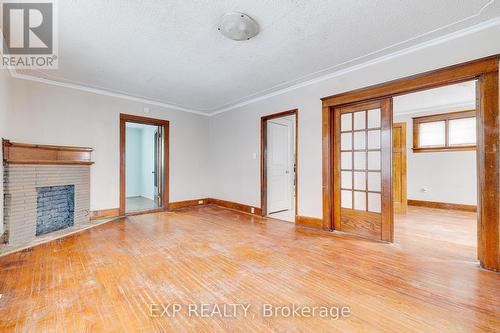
[261, 109, 298, 223]
[321, 56, 499, 271]
[392, 80, 478, 259]
[120, 114, 169, 216]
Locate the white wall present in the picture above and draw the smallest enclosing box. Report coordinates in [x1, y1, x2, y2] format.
[393, 109, 477, 205]
[3, 75, 210, 212]
[125, 127, 142, 197]
[2, 21, 500, 222]
[209, 22, 500, 218]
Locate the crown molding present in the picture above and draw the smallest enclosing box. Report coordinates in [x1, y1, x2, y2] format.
[8, 71, 210, 116]
[5, 15, 500, 117]
[211, 15, 500, 115]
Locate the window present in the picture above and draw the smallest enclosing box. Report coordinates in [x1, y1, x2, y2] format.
[448, 117, 476, 146]
[413, 110, 476, 152]
[418, 121, 446, 147]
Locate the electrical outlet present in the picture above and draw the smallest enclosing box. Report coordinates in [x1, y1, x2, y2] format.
[198, 200, 204, 205]
[251, 207, 255, 214]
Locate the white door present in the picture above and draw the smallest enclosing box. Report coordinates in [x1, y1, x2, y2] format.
[267, 120, 291, 213]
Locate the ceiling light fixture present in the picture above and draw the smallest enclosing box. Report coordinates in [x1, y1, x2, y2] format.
[217, 12, 259, 41]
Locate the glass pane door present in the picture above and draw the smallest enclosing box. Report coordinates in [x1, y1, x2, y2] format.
[340, 109, 382, 213]
[334, 99, 393, 241]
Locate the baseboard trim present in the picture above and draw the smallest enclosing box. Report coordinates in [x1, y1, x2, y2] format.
[170, 199, 209, 210]
[207, 198, 263, 216]
[296, 215, 323, 229]
[92, 198, 263, 220]
[90, 208, 120, 220]
[408, 199, 477, 212]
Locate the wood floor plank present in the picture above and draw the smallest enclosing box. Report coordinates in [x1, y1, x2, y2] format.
[0, 205, 498, 332]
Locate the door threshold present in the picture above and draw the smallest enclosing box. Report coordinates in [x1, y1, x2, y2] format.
[125, 208, 165, 217]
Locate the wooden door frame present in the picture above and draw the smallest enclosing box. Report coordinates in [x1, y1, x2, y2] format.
[261, 109, 298, 219]
[393, 122, 407, 213]
[119, 113, 170, 216]
[322, 55, 499, 271]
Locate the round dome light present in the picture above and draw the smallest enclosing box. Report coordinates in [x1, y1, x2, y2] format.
[218, 12, 259, 41]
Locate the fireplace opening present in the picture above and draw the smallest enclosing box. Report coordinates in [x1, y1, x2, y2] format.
[36, 185, 75, 236]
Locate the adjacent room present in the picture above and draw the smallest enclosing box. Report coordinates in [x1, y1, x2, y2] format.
[392, 81, 478, 259]
[125, 122, 163, 213]
[0, 1, 499, 332]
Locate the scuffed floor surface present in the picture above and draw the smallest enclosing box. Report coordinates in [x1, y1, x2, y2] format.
[0, 205, 498, 332]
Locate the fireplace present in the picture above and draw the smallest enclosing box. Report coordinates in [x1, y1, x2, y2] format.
[36, 185, 75, 236]
[2, 140, 93, 246]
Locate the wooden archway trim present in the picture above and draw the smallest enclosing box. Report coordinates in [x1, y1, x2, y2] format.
[321, 56, 498, 106]
[119, 113, 170, 216]
[321, 55, 500, 271]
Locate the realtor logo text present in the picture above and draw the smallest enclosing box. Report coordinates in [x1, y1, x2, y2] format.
[150, 303, 351, 320]
[1, 0, 58, 69]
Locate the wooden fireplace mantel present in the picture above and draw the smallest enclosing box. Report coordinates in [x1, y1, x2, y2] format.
[2, 139, 94, 165]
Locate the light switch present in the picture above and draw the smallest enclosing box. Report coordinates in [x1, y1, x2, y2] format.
[252, 153, 257, 159]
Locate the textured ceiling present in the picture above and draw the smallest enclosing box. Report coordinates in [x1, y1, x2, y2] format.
[18, 0, 500, 113]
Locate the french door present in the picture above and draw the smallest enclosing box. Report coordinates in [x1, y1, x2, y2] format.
[333, 99, 393, 242]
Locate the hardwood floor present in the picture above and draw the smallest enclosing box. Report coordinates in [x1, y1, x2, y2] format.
[0, 205, 498, 332]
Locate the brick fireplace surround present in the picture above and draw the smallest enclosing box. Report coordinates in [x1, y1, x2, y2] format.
[2, 140, 94, 247]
